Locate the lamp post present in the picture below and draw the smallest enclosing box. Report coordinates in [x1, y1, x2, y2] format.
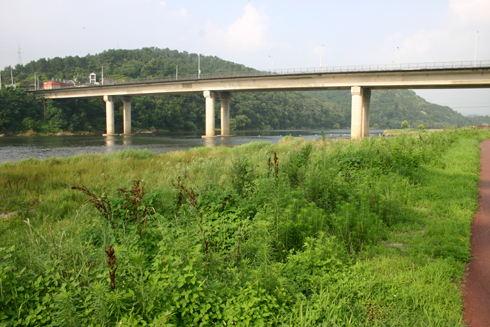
[397, 47, 400, 69]
[176, 65, 178, 80]
[269, 55, 274, 74]
[101, 66, 104, 85]
[474, 31, 479, 67]
[320, 44, 325, 68]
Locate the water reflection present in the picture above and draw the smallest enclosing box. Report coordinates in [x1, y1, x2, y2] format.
[0, 129, 385, 164]
[105, 135, 116, 147]
[122, 136, 132, 146]
[203, 137, 216, 147]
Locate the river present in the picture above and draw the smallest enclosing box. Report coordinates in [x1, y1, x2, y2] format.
[0, 129, 384, 164]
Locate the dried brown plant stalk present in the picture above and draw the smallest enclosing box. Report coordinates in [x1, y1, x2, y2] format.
[105, 244, 117, 289]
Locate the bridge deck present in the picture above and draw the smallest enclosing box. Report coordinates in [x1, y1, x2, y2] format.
[31, 66, 490, 99]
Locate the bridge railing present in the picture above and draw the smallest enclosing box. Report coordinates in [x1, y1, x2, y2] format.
[28, 59, 490, 91]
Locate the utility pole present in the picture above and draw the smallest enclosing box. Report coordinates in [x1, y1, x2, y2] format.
[176, 65, 178, 80]
[10, 66, 14, 87]
[198, 54, 201, 79]
[102, 66, 104, 85]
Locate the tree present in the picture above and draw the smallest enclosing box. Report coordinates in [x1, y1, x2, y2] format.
[401, 120, 410, 129]
[418, 124, 425, 131]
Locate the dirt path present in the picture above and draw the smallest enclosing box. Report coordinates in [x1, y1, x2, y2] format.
[463, 139, 490, 326]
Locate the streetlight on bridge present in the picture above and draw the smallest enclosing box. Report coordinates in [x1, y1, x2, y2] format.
[269, 55, 274, 74]
[320, 44, 325, 68]
[474, 31, 479, 67]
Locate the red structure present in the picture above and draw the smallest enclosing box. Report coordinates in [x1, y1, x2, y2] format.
[43, 81, 62, 89]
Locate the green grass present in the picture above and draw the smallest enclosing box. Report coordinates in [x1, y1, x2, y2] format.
[0, 127, 487, 326]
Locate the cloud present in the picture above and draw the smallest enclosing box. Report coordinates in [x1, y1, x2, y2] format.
[374, 0, 490, 64]
[225, 3, 268, 51]
[205, 3, 269, 53]
[170, 7, 187, 18]
[449, 0, 490, 25]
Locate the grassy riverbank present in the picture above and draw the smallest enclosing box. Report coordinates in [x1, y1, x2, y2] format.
[1, 128, 487, 326]
[383, 128, 444, 137]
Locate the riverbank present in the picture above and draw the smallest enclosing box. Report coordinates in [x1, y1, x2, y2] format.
[1, 128, 163, 137]
[1, 128, 486, 325]
[383, 128, 443, 136]
[1, 126, 346, 138]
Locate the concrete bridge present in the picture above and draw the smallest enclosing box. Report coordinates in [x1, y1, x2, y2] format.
[31, 60, 490, 139]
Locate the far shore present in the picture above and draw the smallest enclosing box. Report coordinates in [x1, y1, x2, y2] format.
[0, 128, 165, 138]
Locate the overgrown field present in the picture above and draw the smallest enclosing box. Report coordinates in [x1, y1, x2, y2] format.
[0, 128, 487, 326]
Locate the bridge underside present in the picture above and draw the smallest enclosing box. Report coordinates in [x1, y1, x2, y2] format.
[32, 67, 490, 139]
[97, 86, 374, 139]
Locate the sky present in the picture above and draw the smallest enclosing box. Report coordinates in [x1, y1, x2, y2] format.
[1, 0, 489, 115]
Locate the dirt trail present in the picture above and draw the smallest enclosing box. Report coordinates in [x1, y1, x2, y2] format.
[463, 139, 490, 326]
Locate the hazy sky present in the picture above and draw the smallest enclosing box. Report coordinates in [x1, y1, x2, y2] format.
[1, 0, 489, 115]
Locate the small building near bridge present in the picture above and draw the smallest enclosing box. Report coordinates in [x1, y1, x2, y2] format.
[43, 81, 62, 89]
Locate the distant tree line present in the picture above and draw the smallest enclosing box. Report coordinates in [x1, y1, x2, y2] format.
[1, 47, 489, 135]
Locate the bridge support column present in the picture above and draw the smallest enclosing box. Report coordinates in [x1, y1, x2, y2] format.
[203, 91, 216, 138]
[362, 89, 371, 137]
[122, 96, 132, 135]
[103, 95, 116, 135]
[219, 92, 231, 136]
[351, 86, 371, 139]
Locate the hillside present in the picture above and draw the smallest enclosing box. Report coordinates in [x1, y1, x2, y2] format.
[1, 47, 488, 134]
[307, 90, 475, 129]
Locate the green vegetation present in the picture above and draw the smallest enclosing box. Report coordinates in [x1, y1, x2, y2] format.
[0, 128, 486, 325]
[307, 89, 484, 130]
[2, 47, 489, 135]
[401, 120, 410, 129]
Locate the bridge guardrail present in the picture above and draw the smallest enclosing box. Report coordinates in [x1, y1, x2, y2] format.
[27, 59, 490, 91]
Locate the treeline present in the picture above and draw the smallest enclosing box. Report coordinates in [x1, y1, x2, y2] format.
[1, 47, 254, 88]
[308, 90, 481, 129]
[1, 47, 489, 134]
[0, 88, 344, 134]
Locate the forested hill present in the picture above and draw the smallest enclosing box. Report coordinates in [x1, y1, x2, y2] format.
[1, 47, 489, 135]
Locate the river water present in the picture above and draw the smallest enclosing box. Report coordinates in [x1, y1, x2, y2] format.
[0, 129, 384, 164]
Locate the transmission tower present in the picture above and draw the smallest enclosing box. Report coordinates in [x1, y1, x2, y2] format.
[17, 44, 22, 65]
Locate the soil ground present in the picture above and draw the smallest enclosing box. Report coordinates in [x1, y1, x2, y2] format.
[463, 139, 490, 326]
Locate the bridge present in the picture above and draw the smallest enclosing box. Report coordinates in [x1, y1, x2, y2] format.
[30, 60, 490, 139]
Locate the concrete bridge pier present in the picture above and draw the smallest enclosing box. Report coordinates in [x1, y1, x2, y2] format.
[362, 89, 371, 137]
[122, 96, 132, 135]
[219, 92, 231, 136]
[351, 86, 371, 139]
[203, 90, 216, 138]
[103, 95, 116, 135]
